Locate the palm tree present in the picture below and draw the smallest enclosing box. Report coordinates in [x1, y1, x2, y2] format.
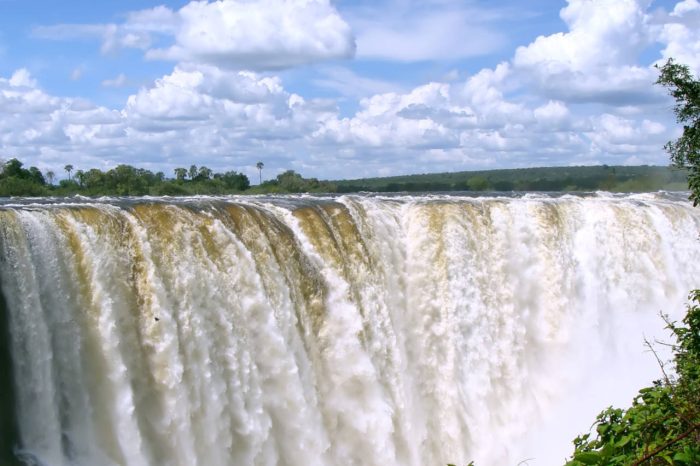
[45, 170, 55, 186]
[64, 164, 74, 181]
[256, 161, 264, 185]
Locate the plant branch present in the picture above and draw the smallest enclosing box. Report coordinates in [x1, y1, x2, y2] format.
[631, 423, 700, 466]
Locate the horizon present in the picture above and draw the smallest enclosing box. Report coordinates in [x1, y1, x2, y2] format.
[0, 154, 680, 184]
[1, 0, 698, 182]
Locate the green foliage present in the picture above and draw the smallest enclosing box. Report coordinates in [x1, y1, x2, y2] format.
[333, 165, 688, 193]
[656, 59, 700, 205]
[250, 170, 336, 194]
[0, 158, 254, 197]
[466, 175, 489, 191]
[174, 167, 187, 181]
[213, 171, 250, 191]
[566, 294, 700, 465]
[0, 159, 48, 196]
[0, 158, 340, 196]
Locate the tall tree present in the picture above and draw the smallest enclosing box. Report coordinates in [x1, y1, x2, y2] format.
[64, 164, 74, 181]
[28, 167, 45, 185]
[75, 170, 85, 188]
[198, 166, 212, 181]
[656, 58, 700, 204]
[45, 170, 55, 186]
[256, 161, 264, 185]
[174, 167, 187, 181]
[188, 165, 198, 180]
[3, 159, 24, 178]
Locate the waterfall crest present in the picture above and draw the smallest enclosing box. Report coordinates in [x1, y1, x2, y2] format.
[1, 193, 698, 466]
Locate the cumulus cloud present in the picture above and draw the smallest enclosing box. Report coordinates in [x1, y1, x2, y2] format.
[511, 0, 664, 104]
[147, 0, 355, 69]
[533, 101, 571, 130]
[0, 66, 338, 178]
[8, 69, 37, 88]
[0, 60, 679, 180]
[0, 70, 124, 168]
[587, 113, 669, 160]
[309, 72, 595, 171]
[515, 0, 650, 71]
[8, 0, 700, 179]
[35, 0, 355, 70]
[655, 0, 700, 73]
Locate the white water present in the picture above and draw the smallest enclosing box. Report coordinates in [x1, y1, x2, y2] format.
[0, 193, 698, 466]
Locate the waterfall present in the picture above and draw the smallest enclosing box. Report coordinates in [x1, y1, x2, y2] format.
[0, 193, 698, 466]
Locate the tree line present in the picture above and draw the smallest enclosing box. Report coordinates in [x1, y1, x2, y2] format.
[0, 159, 337, 196]
[0, 158, 692, 198]
[335, 165, 689, 193]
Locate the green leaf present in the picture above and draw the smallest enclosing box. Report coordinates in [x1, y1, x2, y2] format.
[615, 435, 631, 448]
[596, 423, 609, 435]
[673, 451, 691, 463]
[573, 452, 602, 464]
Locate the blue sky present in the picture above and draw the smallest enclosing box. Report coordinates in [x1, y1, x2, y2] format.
[0, 0, 698, 181]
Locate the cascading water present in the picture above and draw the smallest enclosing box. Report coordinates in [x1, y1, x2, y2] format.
[0, 193, 698, 466]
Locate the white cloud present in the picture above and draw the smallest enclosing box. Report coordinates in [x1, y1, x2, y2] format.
[655, 0, 700, 73]
[125, 5, 180, 35]
[534, 101, 570, 129]
[8, 69, 37, 88]
[313, 82, 464, 149]
[0, 55, 679, 181]
[587, 113, 669, 159]
[350, 1, 506, 62]
[147, 0, 355, 69]
[0, 70, 124, 169]
[511, 0, 665, 104]
[9, 0, 700, 179]
[0, 66, 337, 179]
[35, 0, 355, 71]
[458, 64, 528, 128]
[102, 73, 128, 88]
[313, 66, 404, 98]
[515, 0, 650, 71]
[33, 23, 152, 54]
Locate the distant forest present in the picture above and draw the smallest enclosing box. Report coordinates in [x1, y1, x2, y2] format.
[334, 165, 689, 193]
[0, 158, 690, 197]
